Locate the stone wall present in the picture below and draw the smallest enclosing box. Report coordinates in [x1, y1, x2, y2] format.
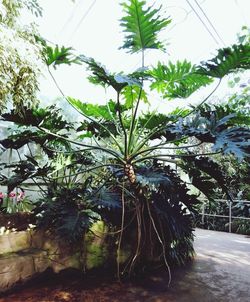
[0, 221, 110, 293]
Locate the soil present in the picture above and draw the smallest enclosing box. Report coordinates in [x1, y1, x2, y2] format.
[0, 268, 174, 302]
[0, 212, 35, 231]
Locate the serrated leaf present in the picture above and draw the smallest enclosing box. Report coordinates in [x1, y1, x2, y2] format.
[1, 106, 72, 131]
[181, 157, 232, 200]
[213, 127, 250, 160]
[121, 85, 148, 109]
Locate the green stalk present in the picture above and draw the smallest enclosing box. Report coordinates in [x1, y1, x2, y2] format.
[132, 150, 222, 164]
[132, 79, 222, 155]
[38, 126, 126, 164]
[49, 164, 123, 180]
[127, 50, 145, 155]
[130, 142, 203, 161]
[117, 91, 128, 157]
[47, 66, 124, 154]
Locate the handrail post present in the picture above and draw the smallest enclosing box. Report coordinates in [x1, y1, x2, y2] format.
[229, 200, 232, 233]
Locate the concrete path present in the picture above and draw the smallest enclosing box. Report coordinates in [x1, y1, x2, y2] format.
[161, 228, 250, 302]
[1, 228, 250, 302]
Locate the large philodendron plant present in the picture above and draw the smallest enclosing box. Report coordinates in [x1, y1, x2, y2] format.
[1, 0, 250, 282]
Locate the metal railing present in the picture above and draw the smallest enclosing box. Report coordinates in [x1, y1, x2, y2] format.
[199, 199, 250, 233]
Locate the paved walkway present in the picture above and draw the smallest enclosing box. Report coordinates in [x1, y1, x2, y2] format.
[162, 228, 250, 302]
[1, 229, 250, 301]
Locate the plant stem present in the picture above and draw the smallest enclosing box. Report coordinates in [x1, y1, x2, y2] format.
[117, 181, 126, 280]
[146, 201, 171, 287]
[132, 151, 222, 164]
[47, 66, 123, 153]
[117, 92, 128, 157]
[130, 142, 203, 161]
[38, 126, 126, 164]
[127, 50, 145, 155]
[49, 164, 123, 180]
[133, 79, 222, 154]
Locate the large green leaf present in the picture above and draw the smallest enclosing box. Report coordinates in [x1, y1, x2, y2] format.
[181, 157, 231, 200]
[120, 0, 171, 53]
[0, 160, 51, 193]
[149, 60, 213, 99]
[139, 108, 190, 130]
[197, 44, 250, 78]
[1, 106, 72, 131]
[68, 97, 118, 121]
[213, 127, 250, 160]
[121, 85, 148, 109]
[150, 109, 250, 160]
[35, 188, 98, 243]
[92, 188, 121, 209]
[136, 166, 172, 189]
[79, 55, 140, 92]
[199, 100, 250, 127]
[45, 45, 81, 68]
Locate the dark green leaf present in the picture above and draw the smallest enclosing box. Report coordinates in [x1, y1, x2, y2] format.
[79, 55, 127, 92]
[136, 166, 172, 188]
[45, 45, 81, 68]
[92, 188, 121, 209]
[197, 44, 250, 78]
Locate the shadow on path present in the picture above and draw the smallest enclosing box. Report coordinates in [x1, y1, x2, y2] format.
[152, 228, 250, 302]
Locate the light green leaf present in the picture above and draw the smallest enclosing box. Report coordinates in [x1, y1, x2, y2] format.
[149, 60, 213, 99]
[120, 0, 171, 53]
[67, 97, 114, 121]
[121, 85, 148, 109]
